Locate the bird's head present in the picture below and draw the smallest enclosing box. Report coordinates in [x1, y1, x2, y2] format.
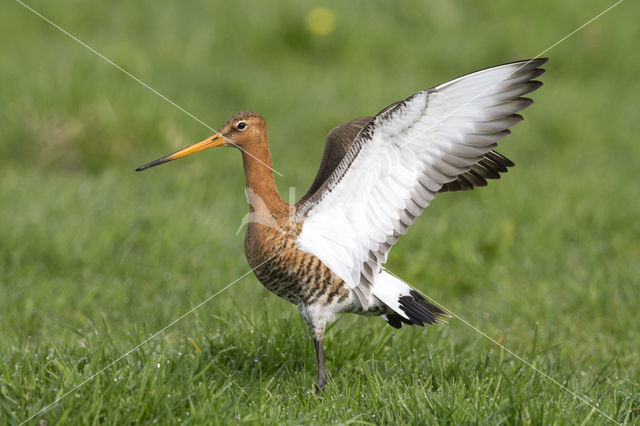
[136, 111, 266, 171]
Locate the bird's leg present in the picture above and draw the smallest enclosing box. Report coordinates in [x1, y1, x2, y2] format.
[298, 304, 328, 394]
[314, 338, 326, 395]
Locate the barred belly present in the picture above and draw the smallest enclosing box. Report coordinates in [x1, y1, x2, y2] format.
[252, 246, 351, 307]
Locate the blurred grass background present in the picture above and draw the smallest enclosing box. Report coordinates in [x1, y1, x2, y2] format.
[1, 0, 639, 423]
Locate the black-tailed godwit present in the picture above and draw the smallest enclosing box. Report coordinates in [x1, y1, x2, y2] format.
[137, 58, 547, 392]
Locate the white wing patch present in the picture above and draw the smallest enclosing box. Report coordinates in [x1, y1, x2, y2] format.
[296, 59, 546, 309]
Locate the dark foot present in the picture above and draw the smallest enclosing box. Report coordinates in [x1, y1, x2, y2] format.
[315, 373, 326, 396]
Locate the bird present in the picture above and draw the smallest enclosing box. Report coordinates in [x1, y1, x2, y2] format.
[136, 58, 547, 392]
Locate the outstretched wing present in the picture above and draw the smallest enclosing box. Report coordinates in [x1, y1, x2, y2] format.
[295, 59, 547, 308]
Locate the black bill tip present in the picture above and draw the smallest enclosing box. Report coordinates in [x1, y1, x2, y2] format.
[135, 155, 173, 172]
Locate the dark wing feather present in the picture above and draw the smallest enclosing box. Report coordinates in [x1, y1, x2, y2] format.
[297, 117, 372, 204]
[440, 150, 516, 192]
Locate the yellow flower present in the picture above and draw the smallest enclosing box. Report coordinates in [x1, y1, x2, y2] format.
[305, 7, 336, 36]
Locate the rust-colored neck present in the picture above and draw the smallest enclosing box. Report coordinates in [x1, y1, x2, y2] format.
[240, 138, 288, 216]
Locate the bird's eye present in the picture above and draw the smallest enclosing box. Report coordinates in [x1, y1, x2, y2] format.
[237, 122, 247, 130]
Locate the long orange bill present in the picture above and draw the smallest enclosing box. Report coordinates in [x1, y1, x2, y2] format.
[135, 133, 225, 171]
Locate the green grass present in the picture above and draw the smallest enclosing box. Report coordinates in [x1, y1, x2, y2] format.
[1, 0, 639, 424]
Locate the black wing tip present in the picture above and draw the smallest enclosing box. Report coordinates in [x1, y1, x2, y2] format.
[487, 150, 515, 168]
[532, 57, 549, 66]
[529, 80, 544, 91]
[396, 290, 451, 328]
[511, 113, 525, 125]
[498, 58, 547, 82]
[508, 57, 548, 69]
[527, 57, 548, 66]
[518, 96, 534, 106]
